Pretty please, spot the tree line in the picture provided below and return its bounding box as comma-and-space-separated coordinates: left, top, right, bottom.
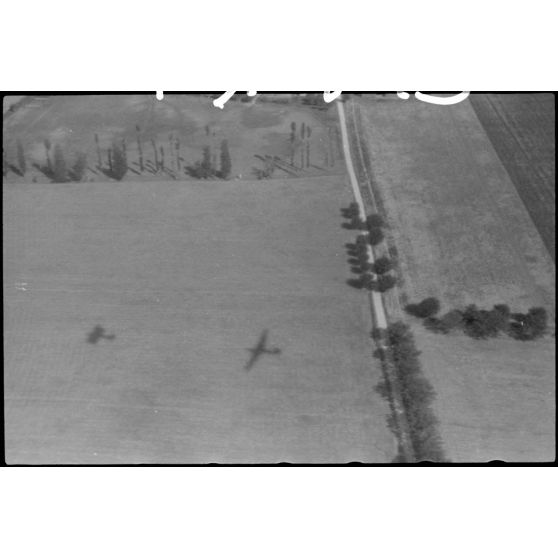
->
4, 134, 233, 183
405, 297, 549, 341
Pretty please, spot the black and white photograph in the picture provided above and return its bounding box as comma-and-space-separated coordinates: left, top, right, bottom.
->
3, 92, 555, 464
2, 1, 557, 556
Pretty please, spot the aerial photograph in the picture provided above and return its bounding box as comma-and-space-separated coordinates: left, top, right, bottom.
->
3, 92, 555, 464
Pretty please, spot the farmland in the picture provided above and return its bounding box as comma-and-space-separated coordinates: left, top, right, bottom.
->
3, 176, 395, 463
470, 93, 555, 261
355, 94, 555, 462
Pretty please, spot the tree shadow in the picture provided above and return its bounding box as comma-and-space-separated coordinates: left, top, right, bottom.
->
98, 165, 127, 181
32, 162, 54, 181
341, 221, 365, 231
8, 164, 24, 177
346, 277, 365, 289
340, 204, 365, 230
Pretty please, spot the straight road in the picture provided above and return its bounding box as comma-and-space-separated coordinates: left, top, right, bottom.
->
336, 100, 387, 330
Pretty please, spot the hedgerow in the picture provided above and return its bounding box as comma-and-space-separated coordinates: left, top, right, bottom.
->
407, 299, 549, 341
383, 322, 447, 462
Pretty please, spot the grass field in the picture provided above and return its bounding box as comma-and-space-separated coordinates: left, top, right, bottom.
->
3, 94, 343, 184
3, 176, 395, 463
470, 94, 555, 261
356, 94, 555, 462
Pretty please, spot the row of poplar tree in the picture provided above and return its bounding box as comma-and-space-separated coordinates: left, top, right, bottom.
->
4, 134, 233, 183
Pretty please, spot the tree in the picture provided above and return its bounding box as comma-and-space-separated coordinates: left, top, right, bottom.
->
220, 140, 232, 178
111, 141, 128, 180
488, 304, 511, 332
136, 125, 144, 171
372, 256, 393, 275
440, 309, 464, 330
366, 213, 384, 230
376, 274, 397, 292
68, 152, 87, 182
300, 123, 306, 167
16, 140, 26, 175
94, 134, 102, 168
461, 305, 500, 339
202, 146, 212, 175
509, 307, 548, 340
290, 122, 296, 166
42, 138, 52, 173
151, 139, 159, 170
186, 146, 217, 179
405, 297, 441, 319
368, 227, 384, 246
306, 125, 312, 167
53, 144, 67, 183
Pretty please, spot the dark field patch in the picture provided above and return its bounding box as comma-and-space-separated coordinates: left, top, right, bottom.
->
470, 93, 555, 261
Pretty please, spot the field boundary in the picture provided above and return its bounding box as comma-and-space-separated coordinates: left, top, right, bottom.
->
337, 100, 415, 462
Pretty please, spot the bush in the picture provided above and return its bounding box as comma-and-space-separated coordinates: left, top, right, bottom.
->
375, 274, 397, 292
372, 256, 393, 275
368, 226, 384, 246
405, 297, 441, 319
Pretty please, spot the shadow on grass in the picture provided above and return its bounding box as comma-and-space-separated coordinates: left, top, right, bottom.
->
87, 325, 116, 345
346, 277, 365, 289
32, 162, 54, 181
8, 164, 24, 177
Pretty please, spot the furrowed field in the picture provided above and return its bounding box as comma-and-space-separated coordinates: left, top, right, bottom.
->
470, 94, 555, 261
356, 94, 555, 462
3, 176, 395, 463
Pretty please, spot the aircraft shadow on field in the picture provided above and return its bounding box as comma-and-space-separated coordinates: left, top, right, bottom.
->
87, 325, 116, 345
244, 330, 282, 371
